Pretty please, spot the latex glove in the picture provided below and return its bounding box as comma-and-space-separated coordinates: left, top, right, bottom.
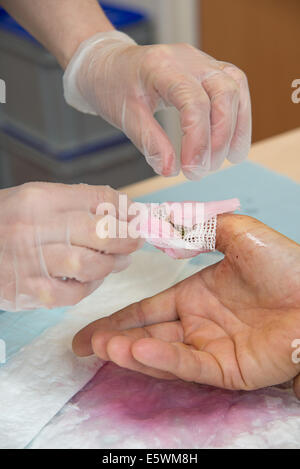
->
0, 182, 142, 311
63, 31, 251, 180
73, 214, 300, 397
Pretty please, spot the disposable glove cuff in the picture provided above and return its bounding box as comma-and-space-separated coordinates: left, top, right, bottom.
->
63, 31, 137, 115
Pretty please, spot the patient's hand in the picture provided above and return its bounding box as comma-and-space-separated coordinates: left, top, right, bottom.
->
73, 215, 300, 397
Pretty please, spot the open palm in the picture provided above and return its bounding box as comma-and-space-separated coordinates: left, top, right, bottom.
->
73, 214, 300, 396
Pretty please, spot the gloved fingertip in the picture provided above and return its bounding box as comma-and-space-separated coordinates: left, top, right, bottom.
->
161, 167, 180, 178
166, 169, 180, 178
182, 149, 211, 179
228, 129, 251, 164
227, 148, 249, 164
182, 165, 208, 181
165, 156, 181, 177
145, 155, 164, 176
145, 152, 180, 177
163, 152, 180, 177
210, 150, 227, 172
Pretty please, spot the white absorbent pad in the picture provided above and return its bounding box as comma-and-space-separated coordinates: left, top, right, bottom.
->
0, 251, 199, 449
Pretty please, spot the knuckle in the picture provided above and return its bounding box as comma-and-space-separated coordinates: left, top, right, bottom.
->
209, 76, 239, 102
17, 182, 45, 214
223, 78, 240, 96
76, 183, 89, 191
88, 184, 117, 214
97, 186, 119, 211
21, 181, 44, 198
181, 98, 211, 125
143, 44, 173, 68
224, 64, 248, 85
233, 66, 247, 82
100, 185, 116, 202
171, 82, 210, 109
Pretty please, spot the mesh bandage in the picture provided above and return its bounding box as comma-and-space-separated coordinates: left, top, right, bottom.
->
139, 199, 240, 259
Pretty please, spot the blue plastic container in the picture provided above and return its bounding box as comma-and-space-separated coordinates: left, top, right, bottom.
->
0, 2, 151, 154
0, 3, 147, 44
0, 3, 153, 188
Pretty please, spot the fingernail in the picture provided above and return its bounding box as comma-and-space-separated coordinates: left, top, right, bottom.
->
167, 169, 180, 177
182, 165, 207, 181
193, 150, 211, 171
227, 145, 250, 164
162, 152, 180, 177
145, 155, 163, 175
112, 255, 132, 273
167, 155, 180, 177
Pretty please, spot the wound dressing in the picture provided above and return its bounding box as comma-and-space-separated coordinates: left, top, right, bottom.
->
139, 198, 240, 259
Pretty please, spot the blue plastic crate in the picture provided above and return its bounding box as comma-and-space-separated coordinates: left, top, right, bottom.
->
0, 2, 147, 44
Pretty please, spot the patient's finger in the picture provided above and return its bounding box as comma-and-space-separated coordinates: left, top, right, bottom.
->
132, 338, 225, 387
89, 320, 183, 360
106, 335, 175, 380
72, 287, 178, 356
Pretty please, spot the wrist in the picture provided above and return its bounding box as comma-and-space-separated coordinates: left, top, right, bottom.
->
1, 0, 117, 69
60, 22, 116, 70
63, 31, 137, 114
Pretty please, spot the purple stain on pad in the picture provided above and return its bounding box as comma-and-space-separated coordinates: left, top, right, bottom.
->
34, 363, 300, 448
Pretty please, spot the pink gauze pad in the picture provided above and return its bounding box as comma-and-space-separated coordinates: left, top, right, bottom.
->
139, 198, 240, 259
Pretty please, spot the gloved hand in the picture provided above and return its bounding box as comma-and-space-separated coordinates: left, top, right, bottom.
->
63, 31, 252, 179
0, 182, 142, 311
73, 214, 300, 397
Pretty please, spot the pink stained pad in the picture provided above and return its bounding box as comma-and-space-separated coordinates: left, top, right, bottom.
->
139, 198, 240, 259
31, 363, 300, 449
